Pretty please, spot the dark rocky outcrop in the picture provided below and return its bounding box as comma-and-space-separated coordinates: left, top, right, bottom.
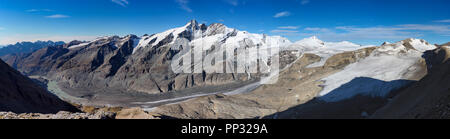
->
371, 46, 450, 119
0, 59, 77, 114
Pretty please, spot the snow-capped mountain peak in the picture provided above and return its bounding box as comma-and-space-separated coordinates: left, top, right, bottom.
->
294, 36, 325, 47
310, 36, 319, 40
381, 42, 391, 46
132, 20, 208, 53
379, 38, 436, 53
287, 36, 372, 68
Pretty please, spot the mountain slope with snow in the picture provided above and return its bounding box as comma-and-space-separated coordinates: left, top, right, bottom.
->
133, 20, 291, 54
318, 39, 435, 102
0, 59, 77, 113
0, 41, 65, 57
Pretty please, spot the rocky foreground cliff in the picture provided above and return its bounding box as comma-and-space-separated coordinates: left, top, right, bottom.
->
0, 59, 77, 114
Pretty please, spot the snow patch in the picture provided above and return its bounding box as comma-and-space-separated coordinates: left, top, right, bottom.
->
68, 42, 90, 49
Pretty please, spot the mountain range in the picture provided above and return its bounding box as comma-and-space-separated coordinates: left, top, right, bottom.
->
0, 20, 449, 119
0, 40, 65, 56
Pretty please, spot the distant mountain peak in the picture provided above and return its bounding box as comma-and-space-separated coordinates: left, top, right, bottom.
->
294, 36, 325, 47
399, 38, 436, 52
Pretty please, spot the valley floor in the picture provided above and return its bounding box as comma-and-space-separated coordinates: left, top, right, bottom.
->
31, 75, 261, 111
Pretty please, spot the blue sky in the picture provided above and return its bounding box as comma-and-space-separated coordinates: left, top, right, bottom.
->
0, 0, 449, 45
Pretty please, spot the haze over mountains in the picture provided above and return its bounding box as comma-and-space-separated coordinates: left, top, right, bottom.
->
0, 41, 65, 56
0, 20, 449, 119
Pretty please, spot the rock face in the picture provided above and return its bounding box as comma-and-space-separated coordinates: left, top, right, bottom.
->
0, 59, 77, 114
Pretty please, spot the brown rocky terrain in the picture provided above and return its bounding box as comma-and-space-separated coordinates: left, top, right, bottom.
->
3, 37, 436, 119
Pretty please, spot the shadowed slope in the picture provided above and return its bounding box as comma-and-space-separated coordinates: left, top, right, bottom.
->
0, 59, 78, 114
264, 77, 414, 119
371, 46, 450, 118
